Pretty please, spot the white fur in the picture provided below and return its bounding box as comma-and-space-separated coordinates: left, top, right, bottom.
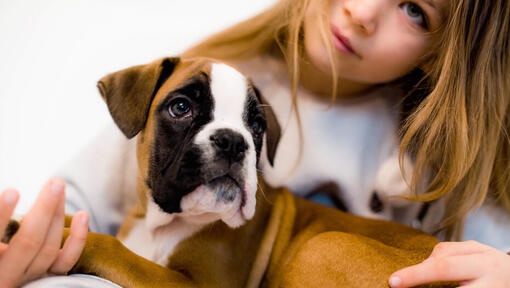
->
372, 149, 423, 225
121, 199, 204, 266
180, 185, 244, 227
193, 63, 258, 224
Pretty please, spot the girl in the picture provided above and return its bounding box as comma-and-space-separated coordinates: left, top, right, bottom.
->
1, 0, 509, 287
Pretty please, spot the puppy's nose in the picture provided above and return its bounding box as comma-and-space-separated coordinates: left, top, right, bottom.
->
210, 129, 247, 163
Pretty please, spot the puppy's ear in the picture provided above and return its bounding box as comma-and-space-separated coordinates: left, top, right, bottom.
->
97, 57, 180, 139
254, 87, 281, 167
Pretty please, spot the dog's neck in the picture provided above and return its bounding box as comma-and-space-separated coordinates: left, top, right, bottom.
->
145, 199, 178, 231
120, 187, 211, 266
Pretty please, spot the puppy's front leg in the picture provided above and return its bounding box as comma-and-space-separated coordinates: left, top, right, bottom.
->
66, 231, 196, 288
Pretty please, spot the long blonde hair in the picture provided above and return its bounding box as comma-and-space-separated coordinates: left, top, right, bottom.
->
184, 0, 510, 240
400, 0, 510, 240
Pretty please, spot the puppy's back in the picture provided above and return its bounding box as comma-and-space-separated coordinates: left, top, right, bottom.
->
266, 193, 454, 288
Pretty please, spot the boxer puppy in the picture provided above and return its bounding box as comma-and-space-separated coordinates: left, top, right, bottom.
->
104, 56, 281, 266
3, 57, 454, 288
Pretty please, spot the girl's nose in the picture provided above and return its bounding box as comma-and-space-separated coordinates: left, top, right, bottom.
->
343, 0, 379, 35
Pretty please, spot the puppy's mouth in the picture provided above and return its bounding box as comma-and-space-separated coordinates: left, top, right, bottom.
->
207, 174, 245, 208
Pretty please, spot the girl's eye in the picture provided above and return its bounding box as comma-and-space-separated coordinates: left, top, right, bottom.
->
400, 2, 428, 29
168, 98, 192, 118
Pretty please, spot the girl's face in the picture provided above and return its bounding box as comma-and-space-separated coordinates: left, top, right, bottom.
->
304, 0, 446, 84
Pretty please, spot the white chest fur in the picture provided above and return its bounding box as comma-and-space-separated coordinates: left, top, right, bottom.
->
120, 201, 204, 266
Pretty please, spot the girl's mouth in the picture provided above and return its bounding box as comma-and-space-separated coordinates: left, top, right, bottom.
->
331, 25, 360, 58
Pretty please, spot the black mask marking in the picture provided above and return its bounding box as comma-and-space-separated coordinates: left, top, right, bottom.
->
148, 73, 215, 213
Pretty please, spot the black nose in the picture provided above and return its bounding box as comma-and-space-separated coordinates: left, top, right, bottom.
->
210, 129, 248, 163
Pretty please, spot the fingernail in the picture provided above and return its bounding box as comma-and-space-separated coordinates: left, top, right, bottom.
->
81, 213, 89, 225
389, 276, 401, 287
3, 189, 18, 204
51, 180, 64, 196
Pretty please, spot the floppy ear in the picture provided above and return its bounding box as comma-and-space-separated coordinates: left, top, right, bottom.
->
254, 87, 281, 167
97, 57, 179, 139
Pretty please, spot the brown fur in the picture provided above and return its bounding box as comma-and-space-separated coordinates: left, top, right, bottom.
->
65, 57, 456, 287
67, 183, 455, 287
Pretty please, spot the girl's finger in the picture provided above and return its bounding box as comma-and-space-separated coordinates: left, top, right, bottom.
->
428, 241, 490, 259
0, 179, 64, 283
389, 254, 483, 288
22, 188, 66, 282
0, 189, 20, 235
50, 211, 89, 274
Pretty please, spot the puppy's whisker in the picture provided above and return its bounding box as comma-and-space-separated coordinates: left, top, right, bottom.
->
256, 183, 268, 202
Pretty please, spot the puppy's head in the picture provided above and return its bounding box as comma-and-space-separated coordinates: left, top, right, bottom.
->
98, 57, 280, 228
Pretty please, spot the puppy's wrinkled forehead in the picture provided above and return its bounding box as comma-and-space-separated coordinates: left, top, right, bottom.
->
209, 64, 251, 123
154, 59, 253, 107
148, 59, 261, 137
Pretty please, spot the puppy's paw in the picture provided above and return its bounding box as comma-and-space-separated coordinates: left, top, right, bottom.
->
1, 220, 20, 244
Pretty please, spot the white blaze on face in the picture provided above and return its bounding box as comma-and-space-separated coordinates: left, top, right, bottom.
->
185, 63, 258, 227
210, 63, 249, 129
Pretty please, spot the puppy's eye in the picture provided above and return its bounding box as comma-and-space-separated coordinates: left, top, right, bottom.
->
251, 117, 265, 135
168, 97, 192, 118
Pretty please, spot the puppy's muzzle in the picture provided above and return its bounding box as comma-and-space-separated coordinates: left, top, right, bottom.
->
210, 129, 248, 164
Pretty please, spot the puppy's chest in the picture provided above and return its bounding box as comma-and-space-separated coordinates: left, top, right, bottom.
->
120, 219, 202, 266
118, 197, 273, 286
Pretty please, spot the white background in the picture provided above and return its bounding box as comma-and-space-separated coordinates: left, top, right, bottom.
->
0, 0, 276, 214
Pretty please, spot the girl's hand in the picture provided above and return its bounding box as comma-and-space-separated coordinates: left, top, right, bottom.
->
0, 179, 89, 288
389, 240, 510, 288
